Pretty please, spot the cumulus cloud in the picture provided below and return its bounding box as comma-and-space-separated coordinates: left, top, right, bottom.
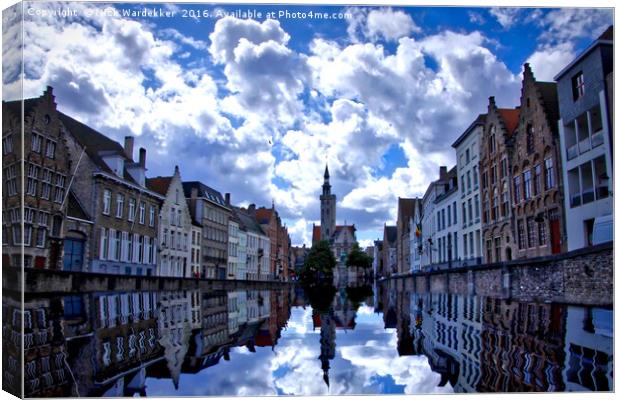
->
347, 7, 421, 43
537, 8, 613, 43
489, 7, 522, 28
526, 42, 575, 81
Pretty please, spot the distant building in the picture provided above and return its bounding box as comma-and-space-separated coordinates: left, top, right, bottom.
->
255, 205, 290, 281
147, 166, 192, 277
372, 240, 383, 277
420, 166, 452, 268
555, 26, 613, 251
235, 205, 271, 280
183, 181, 231, 279
409, 201, 423, 272
189, 222, 202, 278
312, 164, 357, 264
480, 97, 520, 263
396, 198, 417, 275
452, 114, 485, 265
382, 225, 397, 276
433, 167, 460, 268
225, 194, 240, 280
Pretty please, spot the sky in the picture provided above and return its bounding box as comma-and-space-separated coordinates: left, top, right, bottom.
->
1, 1, 614, 247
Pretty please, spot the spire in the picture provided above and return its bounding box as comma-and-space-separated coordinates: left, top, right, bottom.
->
324, 164, 330, 180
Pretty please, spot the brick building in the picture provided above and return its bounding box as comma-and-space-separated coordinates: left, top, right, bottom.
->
62, 113, 162, 276
255, 205, 290, 281
480, 97, 520, 263
2, 87, 71, 270
183, 181, 230, 279
511, 63, 566, 259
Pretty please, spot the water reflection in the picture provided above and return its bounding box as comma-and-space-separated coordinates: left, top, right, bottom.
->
2, 280, 613, 397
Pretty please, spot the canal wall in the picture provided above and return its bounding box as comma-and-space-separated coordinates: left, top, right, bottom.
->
2, 268, 292, 296
403, 242, 612, 306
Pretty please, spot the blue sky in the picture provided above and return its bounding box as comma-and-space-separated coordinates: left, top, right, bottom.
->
3, 1, 613, 246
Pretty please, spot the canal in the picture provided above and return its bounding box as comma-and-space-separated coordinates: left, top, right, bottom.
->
2, 279, 613, 397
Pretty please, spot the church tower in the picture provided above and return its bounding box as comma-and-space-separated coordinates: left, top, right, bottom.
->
320, 164, 336, 241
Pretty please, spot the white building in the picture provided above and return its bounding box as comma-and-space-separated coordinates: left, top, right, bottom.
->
452, 114, 485, 265
433, 167, 460, 268
227, 216, 239, 280
234, 206, 271, 281
555, 28, 613, 251
190, 223, 202, 278
237, 227, 248, 280
409, 201, 423, 272
146, 166, 191, 277
420, 166, 452, 269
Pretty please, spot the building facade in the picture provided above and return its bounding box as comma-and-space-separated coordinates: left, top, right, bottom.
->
432, 167, 460, 268
184, 182, 230, 279
396, 198, 417, 275
3, 87, 71, 270
420, 166, 451, 268
147, 166, 192, 277
62, 115, 162, 276
480, 97, 520, 263
382, 225, 397, 277
555, 27, 613, 251
409, 201, 423, 272
452, 114, 485, 265
511, 63, 566, 259
235, 205, 271, 281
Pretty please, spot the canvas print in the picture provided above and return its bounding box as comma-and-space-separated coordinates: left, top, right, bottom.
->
1, 0, 614, 397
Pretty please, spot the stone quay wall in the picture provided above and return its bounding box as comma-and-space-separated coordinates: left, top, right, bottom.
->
396, 242, 612, 306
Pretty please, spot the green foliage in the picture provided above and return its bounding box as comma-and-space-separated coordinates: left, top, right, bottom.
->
345, 285, 374, 309
345, 243, 373, 269
304, 282, 337, 313
303, 240, 337, 276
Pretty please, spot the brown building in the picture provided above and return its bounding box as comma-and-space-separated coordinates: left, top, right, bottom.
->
511, 63, 565, 259
183, 181, 230, 279
3, 87, 71, 270
255, 206, 290, 281
480, 97, 520, 263
382, 225, 397, 277
61, 114, 162, 276
396, 198, 417, 275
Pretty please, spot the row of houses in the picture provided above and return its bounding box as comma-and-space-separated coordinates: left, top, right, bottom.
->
2, 88, 292, 281
376, 26, 613, 277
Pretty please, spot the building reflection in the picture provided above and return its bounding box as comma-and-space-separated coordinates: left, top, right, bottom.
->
384, 281, 613, 393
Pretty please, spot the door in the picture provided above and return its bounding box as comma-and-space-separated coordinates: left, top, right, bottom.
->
63, 239, 84, 271
550, 219, 561, 254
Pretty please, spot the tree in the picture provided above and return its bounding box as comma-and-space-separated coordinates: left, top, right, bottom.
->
302, 240, 336, 280
346, 244, 373, 270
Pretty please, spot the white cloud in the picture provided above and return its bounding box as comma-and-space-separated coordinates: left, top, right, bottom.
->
346, 7, 420, 43
468, 11, 486, 25
526, 42, 575, 81
489, 7, 522, 28
537, 8, 612, 43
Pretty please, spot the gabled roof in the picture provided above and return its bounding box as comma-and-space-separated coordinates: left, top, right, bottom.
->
182, 181, 228, 209
397, 198, 417, 221
535, 81, 560, 135
255, 208, 275, 225
451, 114, 486, 148
2, 97, 38, 120
146, 176, 173, 196
335, 225, 355, 234
497, 108, 520, 136
384, 225, 397, 244
66, 191, 91, 221
233, 207, 267, 236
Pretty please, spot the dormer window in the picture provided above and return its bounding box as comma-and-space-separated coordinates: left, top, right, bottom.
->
572, 72, 585, 101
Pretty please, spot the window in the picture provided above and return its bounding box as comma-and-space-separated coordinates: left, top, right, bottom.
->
114, 230, 122, 261
138, 236, 144, 263
3, 134, 13, 155
24, 208, 34, 223
149, 206, 155, 227
41, 169, 52, 200
38, 211, 49, 226
526, 124, 535, 154
139, 202, 146, 224
465, 149, 470, 164
481, 171, 487, 189
523, 170, 532, 200
100, 228, 109, 260
31, 133, 42, 153
45, 140, 56, 159
170, 207, 176, 226
494, 237, 501, 262
490, 165, 497, 185
473, 166, 479, 187
53, 175, 66, 203
483, 199, 489, 223
538, 219, 547, 246
4, 165, 17, 196
102, 190, 112, 215
545, 157, 555, 189
513, 176, 521, 203
116, 194, 124, 218
501, 183, 509, 217
467, 171, 472, 191
517, 220, 525, 249
26, 164, 39, 196
177, 209, 182, 226
462, 203, 467, 226
492, 190, 499, 221
468, 199, 473, 224
24, 225, 32, 246
527, 217, 536, 248
163, 229, 168, 247
488, 127, 496, 153
474, 194, 480, 219
453, 201, 457, 224
486, 239, 492, 263
572, 72, 585, 101
128, 199, 136, 222
533, 164, 542, 195
447, 205, 451, 226
500, 158, 507, 178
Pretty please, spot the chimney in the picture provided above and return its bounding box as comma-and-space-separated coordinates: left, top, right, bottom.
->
225, 193, 231, 206
248, 204, 256, 215
139, 147, 146, 168
439, 166, 448, 180
124, 136, 134, 160
523, 62, 533, 80
488, 96, 496, 109
174, 165, 180, 175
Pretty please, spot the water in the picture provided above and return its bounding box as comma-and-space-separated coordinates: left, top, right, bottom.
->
2, 280, 613, 397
